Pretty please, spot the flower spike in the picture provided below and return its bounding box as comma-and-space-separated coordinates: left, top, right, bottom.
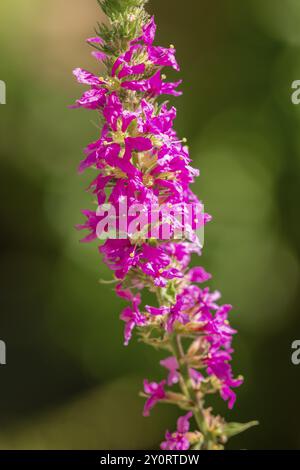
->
72, 0, 257, 450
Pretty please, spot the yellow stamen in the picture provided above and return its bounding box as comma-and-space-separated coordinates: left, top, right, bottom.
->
114, 168, 127, 179
143, 174, 154, 187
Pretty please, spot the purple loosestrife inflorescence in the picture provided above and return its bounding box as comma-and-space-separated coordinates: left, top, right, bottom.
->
72, 0, 257, 450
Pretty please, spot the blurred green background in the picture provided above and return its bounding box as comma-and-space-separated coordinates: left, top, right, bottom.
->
0, 0, 300, 450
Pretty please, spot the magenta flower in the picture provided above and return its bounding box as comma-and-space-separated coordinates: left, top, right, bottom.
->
76, 210, 101, 243
188, 267, 212, 283
161, 412, 193, 450
72, 88, 107, 110
160, 356, 204, 387
148, 46, 180, 71
100, 240, 140, 279
92, 50, 107, 62
143, 380, 166, 416
205, 348, 244, 409
132, 15, 156, 45
145, 297, 189, 332
87, 36, 103, 45
122, 71, 182, 97
160, 356, 179, 385
73, 68, 104, 86
120, 302, 147, 346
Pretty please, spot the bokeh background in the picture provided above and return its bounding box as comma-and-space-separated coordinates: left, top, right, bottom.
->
0, 0, 300, 450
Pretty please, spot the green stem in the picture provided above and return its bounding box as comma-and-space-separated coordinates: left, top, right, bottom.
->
170, 334, 213, 450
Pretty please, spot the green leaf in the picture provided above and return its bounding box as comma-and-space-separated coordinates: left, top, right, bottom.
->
161, 281, 177, 305
223, 421, 259, 439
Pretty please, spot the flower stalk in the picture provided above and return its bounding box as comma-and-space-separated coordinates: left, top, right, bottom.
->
170, 335, 209, 443
72, 0, 257, 450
